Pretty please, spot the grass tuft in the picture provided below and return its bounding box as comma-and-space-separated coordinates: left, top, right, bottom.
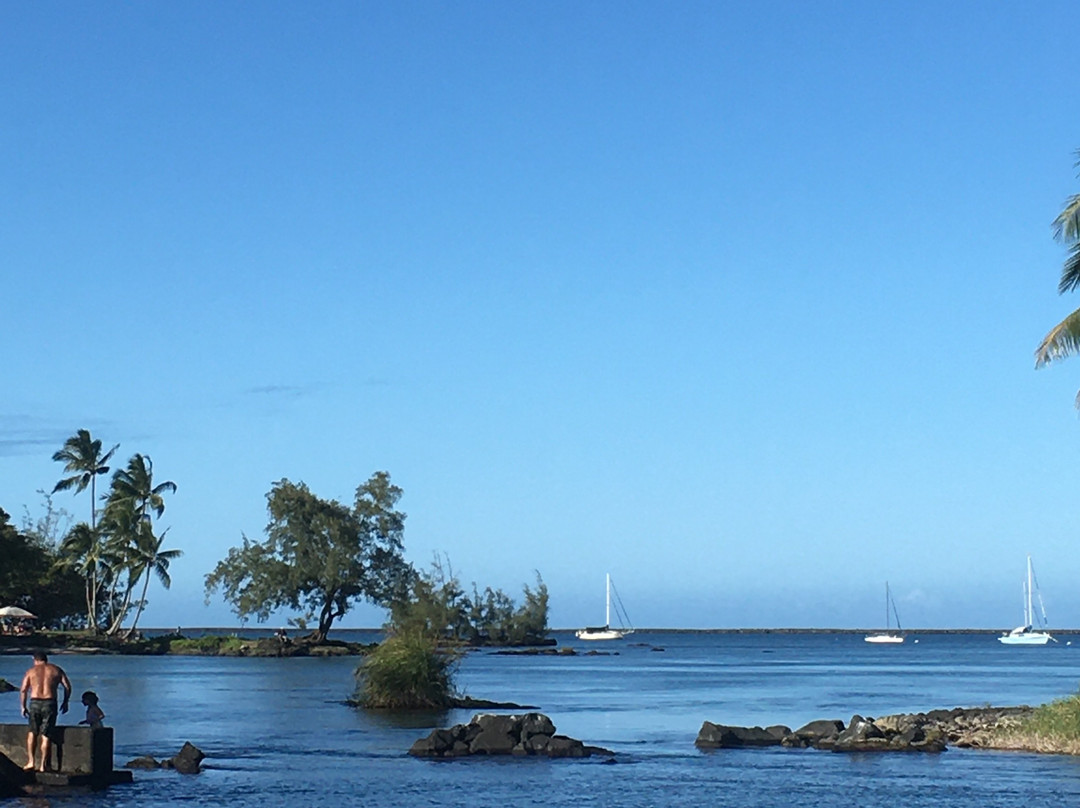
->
353, 630, 457, 709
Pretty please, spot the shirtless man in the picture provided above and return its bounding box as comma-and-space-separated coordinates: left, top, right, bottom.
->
19, 651, 71, 772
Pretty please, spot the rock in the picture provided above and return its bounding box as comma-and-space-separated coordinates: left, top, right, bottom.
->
546, 735, 586, 758
519, 712, 556, 739
408, 713, 608, 759
124, 755, 162, 769
788, 719, 844, 748
695, 722, 789, 748
166, 742, 205, 774
833, 715, 887, 751
0, 678, 16, 693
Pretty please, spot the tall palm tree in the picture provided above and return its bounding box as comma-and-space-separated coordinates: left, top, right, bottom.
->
52, 430, 118, 631
108, 454, 176, 523
52, 430, 119, 528
123, 527, 182, 639
1035, 151, 1080, 399
101, 455, 177, 636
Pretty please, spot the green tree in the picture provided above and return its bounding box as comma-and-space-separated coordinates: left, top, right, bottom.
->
1035, 151, 1080, 396
0, 507, 85, 629
51, 430, 118, 630
389, 558, 550, 647
100, 454, 177, 636
205, 471, 411, 643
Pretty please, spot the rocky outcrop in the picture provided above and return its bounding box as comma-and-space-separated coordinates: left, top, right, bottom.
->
695, 722, 791, 748
698, 707, 1027, 753
124, 742, 205, 773
409, 713, 613, 759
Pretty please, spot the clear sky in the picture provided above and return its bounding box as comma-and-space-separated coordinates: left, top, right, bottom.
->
3, 2, 1079, 631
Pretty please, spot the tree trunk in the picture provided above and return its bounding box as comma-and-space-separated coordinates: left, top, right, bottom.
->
123, 569, 152, 640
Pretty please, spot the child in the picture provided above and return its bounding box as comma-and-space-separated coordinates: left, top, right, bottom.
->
80, 691, 105, 729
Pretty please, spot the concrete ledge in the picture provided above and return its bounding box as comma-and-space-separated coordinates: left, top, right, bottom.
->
0, 723, 127, 791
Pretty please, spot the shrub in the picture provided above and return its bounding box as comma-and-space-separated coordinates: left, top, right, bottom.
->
353, 630, 457, 709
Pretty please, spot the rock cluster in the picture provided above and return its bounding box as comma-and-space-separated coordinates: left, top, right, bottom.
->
409, 713, 613, 759
695, 707, 1033, 753
125, 741, 206, 773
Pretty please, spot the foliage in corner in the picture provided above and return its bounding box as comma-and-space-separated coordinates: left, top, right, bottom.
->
1035, 149, 1080, 404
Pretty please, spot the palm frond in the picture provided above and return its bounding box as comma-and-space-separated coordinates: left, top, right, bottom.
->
1053, 194, 1080, 247
1036, 306, 1080, 367
1059, 243, 1080, 295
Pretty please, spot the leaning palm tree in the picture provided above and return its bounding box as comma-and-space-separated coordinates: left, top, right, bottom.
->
1035, 151, 1080, 401
52, 430, 118, 631
123, 527, 182, 639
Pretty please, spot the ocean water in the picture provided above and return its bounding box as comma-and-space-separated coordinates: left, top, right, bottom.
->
5, 631, 1080, 806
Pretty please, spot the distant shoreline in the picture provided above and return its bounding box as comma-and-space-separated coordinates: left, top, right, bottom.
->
143, 626, 1080, 636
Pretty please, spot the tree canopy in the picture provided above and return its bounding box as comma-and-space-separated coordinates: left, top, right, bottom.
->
205, 471, 411, 642
1035, 150, 1080, 400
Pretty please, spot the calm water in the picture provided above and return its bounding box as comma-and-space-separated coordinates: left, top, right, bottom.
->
5, 631, 1080, 806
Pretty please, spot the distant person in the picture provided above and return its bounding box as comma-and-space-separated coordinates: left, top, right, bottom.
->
19, 651, 71, 772
79, 691, 105, 729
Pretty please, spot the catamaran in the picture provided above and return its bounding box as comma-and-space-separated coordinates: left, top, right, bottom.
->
864, 581, 904, 644
575, 573, 634, 641
998, 555, 1052, 645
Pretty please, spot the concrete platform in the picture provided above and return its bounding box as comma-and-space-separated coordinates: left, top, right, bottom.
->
0, 723, 132, 794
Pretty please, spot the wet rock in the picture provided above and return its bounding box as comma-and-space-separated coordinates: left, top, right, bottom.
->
124, 755, 162, 769
695, 722, 790, 748
409, 713, 612, 759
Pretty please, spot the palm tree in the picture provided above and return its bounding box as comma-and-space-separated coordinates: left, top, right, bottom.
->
58, 522, 105, 630
101, 454, 178, 636
1035, 151, 1080, 399
108, 454, 176, 523
123, 527, 182, 639
52, 430, 118, 631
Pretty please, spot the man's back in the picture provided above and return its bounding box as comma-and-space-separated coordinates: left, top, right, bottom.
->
22, 662, 67, 700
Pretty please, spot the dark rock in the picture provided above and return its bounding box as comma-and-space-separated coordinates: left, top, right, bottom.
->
695, 722, 787, 748
546, 735, 586, 758
167, 742, 205, 774
469, 728, 517, 755
124, 755, 162, 769
408, 713, 608, 760
0, 678, 16, 693
409, 728, 457, 757
833, 715, 887, 751
790, 719, 844, 748
520, 712, 556, 740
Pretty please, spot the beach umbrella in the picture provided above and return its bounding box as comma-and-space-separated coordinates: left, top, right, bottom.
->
0, 606, 36, 619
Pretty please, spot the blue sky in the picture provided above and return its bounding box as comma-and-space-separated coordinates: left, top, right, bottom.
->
2, 2, 1078, 630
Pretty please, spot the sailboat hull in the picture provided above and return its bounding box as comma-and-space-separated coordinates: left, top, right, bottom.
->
864, 634, 904, 644
998, 628, 1051, 645
575, 628, 632, 641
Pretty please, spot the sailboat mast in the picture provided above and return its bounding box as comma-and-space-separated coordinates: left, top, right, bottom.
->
605, 573, 611, 627
885, 582, 890, 630
1026, 555, 1034, 626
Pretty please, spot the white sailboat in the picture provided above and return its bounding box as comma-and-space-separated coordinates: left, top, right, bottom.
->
575, 574, 634, 641
865, 581, 904, 644
998, 555, 1052, 645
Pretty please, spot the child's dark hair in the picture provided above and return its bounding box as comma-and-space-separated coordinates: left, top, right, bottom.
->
81, 691, 99, 705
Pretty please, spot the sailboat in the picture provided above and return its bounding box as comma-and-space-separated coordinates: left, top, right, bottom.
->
575, 574, 634, 641
998, 555, 1052, 645
864, 581, 904, 644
